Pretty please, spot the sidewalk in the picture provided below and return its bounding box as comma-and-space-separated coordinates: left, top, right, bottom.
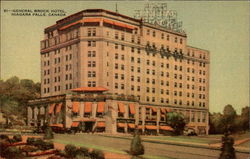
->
98, 134, 250, 153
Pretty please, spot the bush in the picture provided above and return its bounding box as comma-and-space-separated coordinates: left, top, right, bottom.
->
130, 133, 144, 156
13, 134, 22, 142
65, 144, 78, 158
27, 137, 36, 145
77, 147, 89, 156
0, 140, 10, 157
41, 141, 54, 150
90, 149, 105, 159
219, 133, 236, 159
0, 134, 9, 140
44, 125, 54, 139
3, 146, 24, 159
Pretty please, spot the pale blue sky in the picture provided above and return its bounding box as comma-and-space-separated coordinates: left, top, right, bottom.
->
1, 1, 249, 114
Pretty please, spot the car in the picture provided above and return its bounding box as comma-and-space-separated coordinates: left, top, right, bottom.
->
184, 128, 197, 136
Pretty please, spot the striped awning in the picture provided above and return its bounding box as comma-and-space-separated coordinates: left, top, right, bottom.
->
84, 102, 92, 113
145, 125, 157, 130
161, 108, 166, 114
97, 102, 105, 113
129, 104, 135, 114
72, 102, 79, 113
118, 103, 125, 113
151, 107, 157, 113
48, 103, 56, 114
71, 121, 79, 127
97, 122, 105, 128
117, 123, 126, 128
56, 103, 63, 114
160, 126, 174, 131
128, 123, 135, 129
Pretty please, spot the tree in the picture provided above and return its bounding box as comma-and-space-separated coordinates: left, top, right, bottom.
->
219, 132, 236, 159
240, 106, 250, 131
209, 113, 224, 134
166, 112, 186, 135
130, 131, 144, 156
222, 105, 237, 132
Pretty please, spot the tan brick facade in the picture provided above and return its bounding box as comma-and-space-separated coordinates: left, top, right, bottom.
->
29, 9, 209, 135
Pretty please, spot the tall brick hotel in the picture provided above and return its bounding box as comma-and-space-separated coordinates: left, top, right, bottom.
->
28, 7, 210, 135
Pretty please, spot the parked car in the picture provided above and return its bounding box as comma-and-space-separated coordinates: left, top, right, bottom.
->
183, 128, 197, 136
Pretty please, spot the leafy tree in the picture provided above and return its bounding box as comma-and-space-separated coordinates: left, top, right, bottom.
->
0, 76, 40, 125
240, 106, 250, 131
44, 124, 54, 139
130, 132, 144, 156
166, 112, 186, 135
222, 105, 237, 132
209, 113, 224, 134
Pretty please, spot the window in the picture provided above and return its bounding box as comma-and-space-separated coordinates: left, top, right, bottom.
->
131, 76, 134, 81
152, 61, 155, 66
167, 34, 169, 41
152, 31, 156, 37
131, 66, 134, 72
121, 64, 125, 70
180, 38, 183, 44
121, 33, 125, 40
115, 73, 118, 79
161, 33, 164, 39
121, 55, 125, 60
137, 86, 140, 91
152, 70, 155, 75
152, 88, 155, 93
175, 37, 177, 43
115, 83, 118, 89
147, 29, 150, 35
146, 87, 150, 93
121, 45, 125, 50
131, 85, 134, 91
121, 74, 124, 80
115, 63, 118, 69
137, 77, 140, 82
121, 84, 124, 89
152, 79, 155, 84
115, 53, 118, 59
137, 58, 140, 64
115, 43, 118, 49
147, 60, 150, 65
146, 78, 150, 83
115, 32, 118, 39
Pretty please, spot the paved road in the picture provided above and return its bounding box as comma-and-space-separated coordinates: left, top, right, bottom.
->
54, 134, 250, 159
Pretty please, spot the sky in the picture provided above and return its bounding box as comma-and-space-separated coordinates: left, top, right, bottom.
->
1, 1, 249, 114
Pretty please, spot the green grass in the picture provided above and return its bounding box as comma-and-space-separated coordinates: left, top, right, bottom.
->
143, 136, 218, 144
53, 138, 127, 154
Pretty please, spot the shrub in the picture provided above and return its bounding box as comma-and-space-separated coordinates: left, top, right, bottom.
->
0, 134, 9, 140
41, 141, 54, 150
77, 147, 89, 156
65, 144, 78, 158
33, 138, 44, 147
3, 146, 24, 159
27, 137, 36, 145
13, 134, 22, 142
44, 126, 54, 139
0, 140, 10, 157
130, 133, 144, 156
219, 133, 236, 159
90, 149, 105, 159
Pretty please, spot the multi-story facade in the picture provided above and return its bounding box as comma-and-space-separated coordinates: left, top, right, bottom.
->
28, 9, 210, 135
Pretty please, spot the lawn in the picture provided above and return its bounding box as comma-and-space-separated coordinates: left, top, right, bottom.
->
142, 136, 220, 144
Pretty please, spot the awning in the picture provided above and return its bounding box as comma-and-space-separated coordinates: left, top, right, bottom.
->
129, 104, 135, 114
56, 103, 63, 114
118, 103, 125, 113
71, 121, 79, 127
50, 124, 63, 128
117, 123, 126, 128
48, 103, 56, 114
166, 108, 171, 112
72, 102, 79, 113
97, 102, 105, 113
83, 18, 102, 23
77, 118, 96, 122
151, 107, 157, 113
103, 19, 114, 25
103, 18, 135, 30
161, 114, 165, 118
97, 122, 105, 128
160, 126, 174, 131
128, 123, 135, 129
145, 125, 157, 130
84, 102, 92, 113
137, 125, 143, 129
161, 108, 166, 114
59, 20, 82, 30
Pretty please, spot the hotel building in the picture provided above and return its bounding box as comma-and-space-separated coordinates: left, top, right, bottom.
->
28, 9, 210, 135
